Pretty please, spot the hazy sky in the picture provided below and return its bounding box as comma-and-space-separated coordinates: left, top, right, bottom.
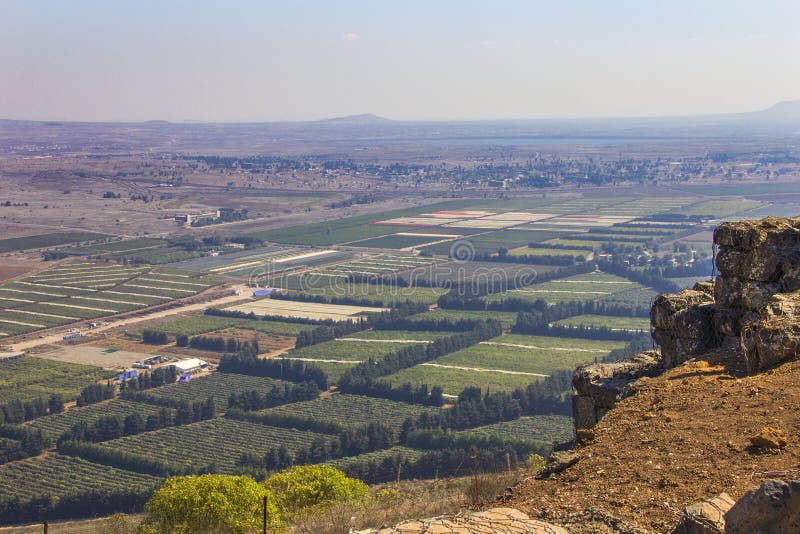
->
2, 0, 799, 122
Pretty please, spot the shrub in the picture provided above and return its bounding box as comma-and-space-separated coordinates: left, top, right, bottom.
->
143, 474, 281, 533
263, 465, 368, 517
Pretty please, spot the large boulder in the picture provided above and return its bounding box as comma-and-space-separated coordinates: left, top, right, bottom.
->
675, 492, 734, 534
742, 315, 800, 371
356, 507, 571, 534
714, 217, 800, 251
724, 479, 800, 534
651, 290, 714, 330
572, 350, 663, 429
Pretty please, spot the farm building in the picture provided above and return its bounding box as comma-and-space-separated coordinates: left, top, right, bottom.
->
171, 358, 208, 375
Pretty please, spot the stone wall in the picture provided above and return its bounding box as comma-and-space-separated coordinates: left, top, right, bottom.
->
573, 216, 800, 429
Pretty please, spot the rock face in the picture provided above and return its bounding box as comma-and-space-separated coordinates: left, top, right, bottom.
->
573, 217, 800, 429
356, 507, 570, 534
724, 479, 800, 534
572, 350, 663, 429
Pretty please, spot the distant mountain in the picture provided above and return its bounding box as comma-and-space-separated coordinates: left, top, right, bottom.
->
320, 113, 394, 125
749, 100, 800, 122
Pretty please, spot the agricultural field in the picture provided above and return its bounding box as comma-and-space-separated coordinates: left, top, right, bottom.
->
461, 414, 575, 445
96, 418, 329, 474
405, 309, 521, 330
507, 246, 591, 258
326, 446, 425, 472
0, 454, 162, 503
243, 200, 494, 246
260, 394, 440, 432
139, 314, 310, 338
593, 197, 697, 216
131, 372, 285, 412
225, 298, 386, 321
0, 355, 111, 406
66, 237, 166, 256
599, 286, 659, 307
396, 261, 557, 288
281, 337, 432, 382
0, 262, 215, 337
170, 246, 350, 276
295, 283, 447, 306
0, 232, 111, 253
383, 334, 626, 395
347, 233, 456, 250
551, 314, 651, 332
27, 399, 174, 439
486, 271, 644, 305
669, 199, 766, 218
344, 329, 454, 341
297, 254, 439, 282
421, 229, 567, 256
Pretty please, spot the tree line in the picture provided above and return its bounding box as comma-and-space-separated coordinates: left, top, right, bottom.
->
218, 346, 328, 390
58, 398, 214, 446
118, 366, 178, 393
227, 381, 320, 411
0, 394, 64, 425
0, 425, 51, 465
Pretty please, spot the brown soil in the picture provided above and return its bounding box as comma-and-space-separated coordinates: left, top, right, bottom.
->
499, 349, 800, 533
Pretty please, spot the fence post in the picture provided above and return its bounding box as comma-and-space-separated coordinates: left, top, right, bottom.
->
471, 446, 478, 502
263, 494, 267, 534
43, 521, 48, 534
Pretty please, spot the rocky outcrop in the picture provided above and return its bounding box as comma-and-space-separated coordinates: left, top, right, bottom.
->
651, 290, 717, 368
724, 479, 800, 534
356, 507, 570, 533
572, 350, 663, 429
573, 217, 800, 430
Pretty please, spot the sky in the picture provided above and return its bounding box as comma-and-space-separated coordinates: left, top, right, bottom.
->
1, 0, 799, 122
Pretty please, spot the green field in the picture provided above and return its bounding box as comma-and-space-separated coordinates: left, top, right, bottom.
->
0, 356, 111, 406
598, 286, 658, 307
131, 372, 285, 412
383, 334, 626, 395
551, 314, 651, 331
0, 232, 111, 253
296, 283, 447, 306
670, 199, 766, 218
27, 399, 174, 438
0, 263, 215, 337
68, 238, 166, 255
139, 315, 309, 338
326, 446, 425, 470
96, 418, 329, 474
487, 272, 642, 305
259, 394, 439, 433
242, 200, 486, 245
421, 229, 565, 255
460, 414, 575, 444
0, 454, 162, 503
348, 234, 448, 249
345, 329, 453, 341
383, 364, 536, 395
405, 309, 520, 329
508, 246, 589, 258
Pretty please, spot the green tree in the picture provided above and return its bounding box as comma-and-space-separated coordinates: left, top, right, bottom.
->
264, 464, 368, 518
143, 474, 281, 533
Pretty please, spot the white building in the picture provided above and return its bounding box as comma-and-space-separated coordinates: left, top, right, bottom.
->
171, 358, 208, 375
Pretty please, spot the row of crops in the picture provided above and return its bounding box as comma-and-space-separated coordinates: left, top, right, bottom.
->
0, 262, 215, 337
